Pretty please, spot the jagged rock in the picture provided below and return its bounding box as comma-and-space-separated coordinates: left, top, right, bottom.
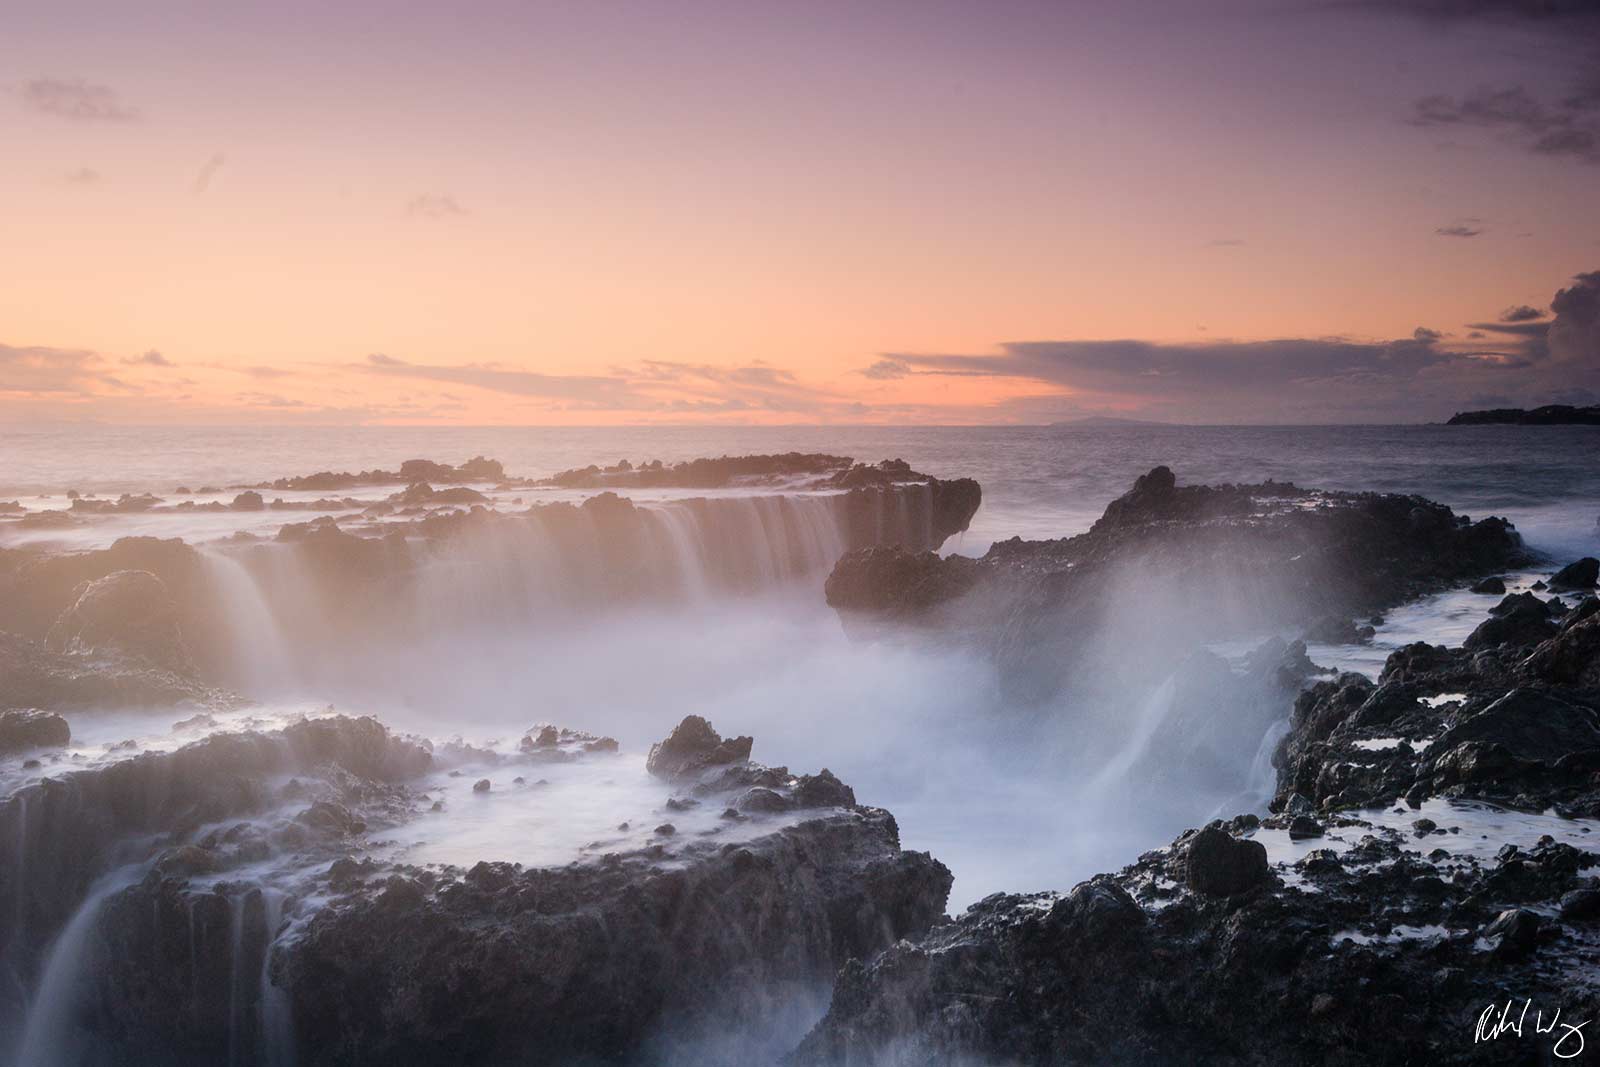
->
1183, 824, 1268, 896
280, 788, 948, 1065
44, 569, 194, 674
1551, 557, 1599, 590
1432, 688, 1600, 766
0, 708, 70, 753
793, 769, 856, 808
826, 468, 1529, 702
0, 630, 234, 712
1302, 616, 1375, 645
645, 715, 753, 781
1464, 591, 1559, 650
1520, 611, 1600, 687
824, 545, 981, 618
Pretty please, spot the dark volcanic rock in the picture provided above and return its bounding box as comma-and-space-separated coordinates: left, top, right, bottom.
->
1551, 557, 1599, 590
266, 719, 950, 1066
823, 545, 981, 619
794, 572, 1600, 1067
828, 467, 1529, 702
0, 708, 70, 753
1464, 591, 1558, 651
0, 630, 234, 712
1470, 575, 1507, 594
0, 715, 433, 1042
1183, 824, 1269, 896
645, 715, 754, 781
1433, 688, 1600, 765
44, 569, 195, 674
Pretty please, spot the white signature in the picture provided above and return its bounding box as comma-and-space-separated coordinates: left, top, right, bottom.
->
1475, 999, 1590, 1059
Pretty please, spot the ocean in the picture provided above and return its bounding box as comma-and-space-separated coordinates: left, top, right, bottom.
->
5, 422, 1598, 558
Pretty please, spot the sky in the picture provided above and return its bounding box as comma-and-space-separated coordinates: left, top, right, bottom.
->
2, 0, 1598, 425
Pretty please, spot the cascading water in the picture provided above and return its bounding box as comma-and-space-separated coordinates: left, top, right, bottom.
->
192, 488, 891, 694
257, 891, 294, 1067
197, 548, 298, 696
14, 865, 145, 1067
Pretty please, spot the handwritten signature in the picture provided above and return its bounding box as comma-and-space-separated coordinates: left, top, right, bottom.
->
1475, 999, 1589, 1060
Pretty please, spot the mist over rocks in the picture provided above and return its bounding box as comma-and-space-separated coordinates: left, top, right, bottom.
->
792, 588, 1600, 1067
0, 708, 70, 754
0, 453, 981, 690
0, 696, 948, 1065
645, 714, 753, 780
825, 466, 1529, 703
0, 714, 435, 1045
44, 569, 194, 674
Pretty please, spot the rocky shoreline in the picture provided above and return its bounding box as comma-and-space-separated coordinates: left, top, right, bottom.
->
2, 456, 1597, 1064
826, 467, 1530, 703
793, 558, 1600, 1065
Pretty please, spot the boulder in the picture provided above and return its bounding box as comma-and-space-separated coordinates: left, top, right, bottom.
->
1551, 557, 1599, 590
1464, 592, 1557, 650
44, 569, 194, 673
1470, 576, 1506, 595
0, 708, 70, 754
645, 715, 753, 781
1183, 824, 1269, 896
1433, 689, 1600, 766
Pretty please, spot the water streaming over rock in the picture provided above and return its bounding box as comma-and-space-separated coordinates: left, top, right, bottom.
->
14, 866, 144, 1067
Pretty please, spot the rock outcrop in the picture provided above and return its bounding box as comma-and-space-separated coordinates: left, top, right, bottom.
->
826, 467, 1528, 703
792, 587, 1600, 1067
0, 708, 70, 754
2, 715, 948, 1065
45, 569, 195, 674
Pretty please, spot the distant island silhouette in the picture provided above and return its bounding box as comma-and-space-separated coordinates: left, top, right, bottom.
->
1445, 404, 1600, 426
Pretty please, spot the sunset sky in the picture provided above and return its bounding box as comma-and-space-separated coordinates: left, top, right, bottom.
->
3, 0, 1598, 425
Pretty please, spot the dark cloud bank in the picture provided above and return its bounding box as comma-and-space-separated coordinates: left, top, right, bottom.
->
873, 270, 1600, 423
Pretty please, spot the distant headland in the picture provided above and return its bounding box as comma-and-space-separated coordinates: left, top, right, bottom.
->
1445, 404, 1600, 426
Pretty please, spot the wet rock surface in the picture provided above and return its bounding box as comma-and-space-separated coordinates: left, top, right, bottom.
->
825, 467, 1529, 702
0, 709, 70, 754
1, 714, 948, 1066
793, 587, 1600, 1067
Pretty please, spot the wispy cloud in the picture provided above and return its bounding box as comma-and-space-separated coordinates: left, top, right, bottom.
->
59, 167, 101, 186
192, 153, 226, 194
1413, 85, 1600, 164
1435, 223, 1484, 237
122, 349, 173, 367
0, 343, 130, 394
405, 194, 468, 219
20, 77, 140, 122
363, 352, 646, 407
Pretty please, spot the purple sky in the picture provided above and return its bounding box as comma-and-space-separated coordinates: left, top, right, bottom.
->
2, 0, 1598, 423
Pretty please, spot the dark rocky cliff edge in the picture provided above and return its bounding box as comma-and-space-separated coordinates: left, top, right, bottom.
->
827, 466, 1530, 703
794, 568, 1600, 1065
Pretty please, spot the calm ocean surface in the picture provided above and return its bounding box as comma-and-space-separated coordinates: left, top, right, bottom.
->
4, 423, 1597, 558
